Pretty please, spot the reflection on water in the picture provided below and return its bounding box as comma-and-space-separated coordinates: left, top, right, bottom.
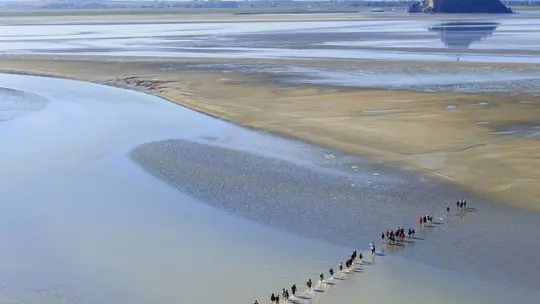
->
429, 22, 499, 49
428, 22, 499, 61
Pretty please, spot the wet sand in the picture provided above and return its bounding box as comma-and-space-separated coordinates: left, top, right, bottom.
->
5, 74, 539, 304
131, 139, 540, 292
1, 16, 540, 64
1, 13, 540, 302
0, 58, 538, 212
0, 73, 350, 303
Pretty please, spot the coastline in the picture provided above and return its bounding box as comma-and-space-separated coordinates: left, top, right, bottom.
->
2, 72, 540, 304
0, 57, 538, 212
1, 12, 539, 303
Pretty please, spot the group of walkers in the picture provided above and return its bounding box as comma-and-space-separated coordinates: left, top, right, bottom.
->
381, 227, 416, 244
457, 198, 467, 210
254, 199, 469, 304
418, 214, 434, 226
262, 245, 373, 304
268, 287, 291, 304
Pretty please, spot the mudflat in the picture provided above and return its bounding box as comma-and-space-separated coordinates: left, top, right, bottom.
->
1, 57, 538, 210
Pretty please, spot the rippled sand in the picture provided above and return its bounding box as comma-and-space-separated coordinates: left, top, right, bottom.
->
0, 70, 538, 304
0, 87, 49, 121
131, 139, 540, 293
1, 13, 539, 302
0, 58, 538, 211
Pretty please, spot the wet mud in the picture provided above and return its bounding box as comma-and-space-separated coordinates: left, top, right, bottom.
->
131, 139, 540, 291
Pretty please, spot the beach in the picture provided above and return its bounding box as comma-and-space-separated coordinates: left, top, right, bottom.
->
0, 11, 539, 303
1, 74, 539, 304
1, 57, 539, 212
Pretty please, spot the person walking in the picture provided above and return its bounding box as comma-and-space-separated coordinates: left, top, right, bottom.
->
291, 284, 297, 297
271, 293, 276, 303
329, 267, 334, 278
320, 273, 324, 283
307, 279, 313, 291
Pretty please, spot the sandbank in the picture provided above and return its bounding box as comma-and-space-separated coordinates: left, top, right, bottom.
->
0, 57, 538, 211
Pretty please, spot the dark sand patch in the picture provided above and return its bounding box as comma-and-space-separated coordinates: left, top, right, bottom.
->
131, 139, 540, 291
0, 87, 49, 122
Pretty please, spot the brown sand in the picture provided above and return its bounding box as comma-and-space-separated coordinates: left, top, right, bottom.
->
0, 58, 539, 211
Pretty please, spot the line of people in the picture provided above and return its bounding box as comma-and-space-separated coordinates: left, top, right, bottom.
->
263, 245, 374, 304
254, 199, 469, 304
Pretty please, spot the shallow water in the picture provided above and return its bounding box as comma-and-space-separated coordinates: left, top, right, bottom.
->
184, 62, 540, 93
2, 16, 540, 93
0, 87, 49, 121
1, 74, 539, 303
1, 17, 539, 62
0, 74, 350, 303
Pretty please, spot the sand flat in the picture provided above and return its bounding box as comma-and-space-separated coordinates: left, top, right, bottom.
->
0, 57, 538, 210
7, 73, 539, 304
